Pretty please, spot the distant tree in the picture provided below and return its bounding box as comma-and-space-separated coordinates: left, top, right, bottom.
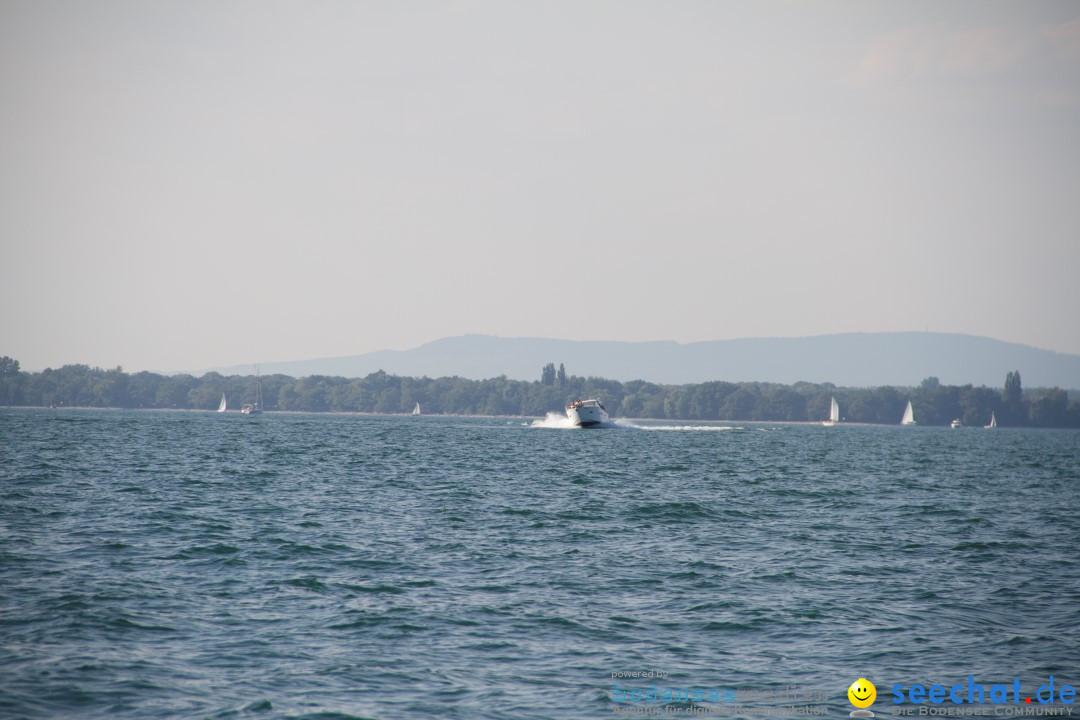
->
155, 374, 196, 408
1069, 400, 1080, 427
757, 386, 806, 421
92, 366, 129, 407
920, 376, 940, 390
1029, 388, 1068, 427
0, 356, 19, 376
720, 387, 757, 419
374, 387, 401, 413
664, 386, 690, 418
557, 363, 566, 386
127, 371, 163, 408
1001, 369, 1024, 424
540, 363, 556, 386
0, 356, 22, 405
188, 383, 223, 410
1003, 370, 1022, 404
277, 383, 300, 411
958, 385, 998, 427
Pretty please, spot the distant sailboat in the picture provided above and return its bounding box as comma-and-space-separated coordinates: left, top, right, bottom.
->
412, 402, 421, 416
217, 393, 227, 413
822, 397, 840, 426
901, 400, 916, 426
241, 365, 263, 415
985, 412, 997, 429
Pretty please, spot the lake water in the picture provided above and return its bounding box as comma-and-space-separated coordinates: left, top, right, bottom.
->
1, 409, 1077, 719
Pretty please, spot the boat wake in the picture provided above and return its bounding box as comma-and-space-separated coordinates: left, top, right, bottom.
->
529, 413, 738, 431
620, 422, 740, 431
530, 412, 624, 430
530, 412, 581, 429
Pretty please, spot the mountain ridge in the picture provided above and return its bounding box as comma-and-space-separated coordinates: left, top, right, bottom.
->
206, 332, 1080, 389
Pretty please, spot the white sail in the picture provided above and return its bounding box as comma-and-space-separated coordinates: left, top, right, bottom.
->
412, 402, 421, 416
901, 400, 915, 425
217, 393, 227, 413
829, 397, 840, 423
986, 412, 997, 429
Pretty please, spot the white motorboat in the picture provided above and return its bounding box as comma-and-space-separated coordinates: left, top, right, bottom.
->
566, 398, 610, 428
950, 418, 963, 428
822, 396, 840, 426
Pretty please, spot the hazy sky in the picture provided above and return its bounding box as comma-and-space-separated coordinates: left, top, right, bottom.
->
3, 1, 1079, 373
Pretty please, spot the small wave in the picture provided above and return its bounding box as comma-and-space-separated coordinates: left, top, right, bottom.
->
393, 623, 428, 633
284, 576, 330, 592
234, 699, 273, 714
287, 711, 379, 720
462, 640, 518, 651
667, 571, 705, 580
168, 543, 239, 559
109, 617, 178, 632
628, 501, 712, 521
950, 540, 1020, 552
610, 615, 640, 624
701, 619, 764, 632
329, 613, 392, 629
336, 582, 405, 594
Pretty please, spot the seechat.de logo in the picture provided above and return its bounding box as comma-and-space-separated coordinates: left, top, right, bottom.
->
891, 676, 1076, 706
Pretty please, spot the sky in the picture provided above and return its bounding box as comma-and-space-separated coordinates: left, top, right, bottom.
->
2, 1, 1079, 373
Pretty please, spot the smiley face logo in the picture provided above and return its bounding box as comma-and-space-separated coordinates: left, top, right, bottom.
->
848, 678, 877, 709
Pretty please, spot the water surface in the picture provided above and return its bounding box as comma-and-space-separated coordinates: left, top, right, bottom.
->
1, 409, 1077, 719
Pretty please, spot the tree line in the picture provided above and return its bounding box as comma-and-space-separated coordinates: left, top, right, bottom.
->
1, 356, 1077, 427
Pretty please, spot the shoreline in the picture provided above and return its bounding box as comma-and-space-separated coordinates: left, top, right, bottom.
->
0, 404, 1057, 429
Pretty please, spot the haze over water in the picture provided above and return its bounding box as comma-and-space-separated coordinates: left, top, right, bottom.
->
1, 409, 1077, 719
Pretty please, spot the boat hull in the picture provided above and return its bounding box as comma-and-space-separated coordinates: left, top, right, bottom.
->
565, 402, 610, 428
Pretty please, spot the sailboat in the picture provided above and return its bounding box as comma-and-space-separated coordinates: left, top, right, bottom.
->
985, 412, 997, 429
822, 397, 840, 426
217, 393, 227, 413
241, 365, 263, 415
901, 400, 916, 426
411, 402, 421, 416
